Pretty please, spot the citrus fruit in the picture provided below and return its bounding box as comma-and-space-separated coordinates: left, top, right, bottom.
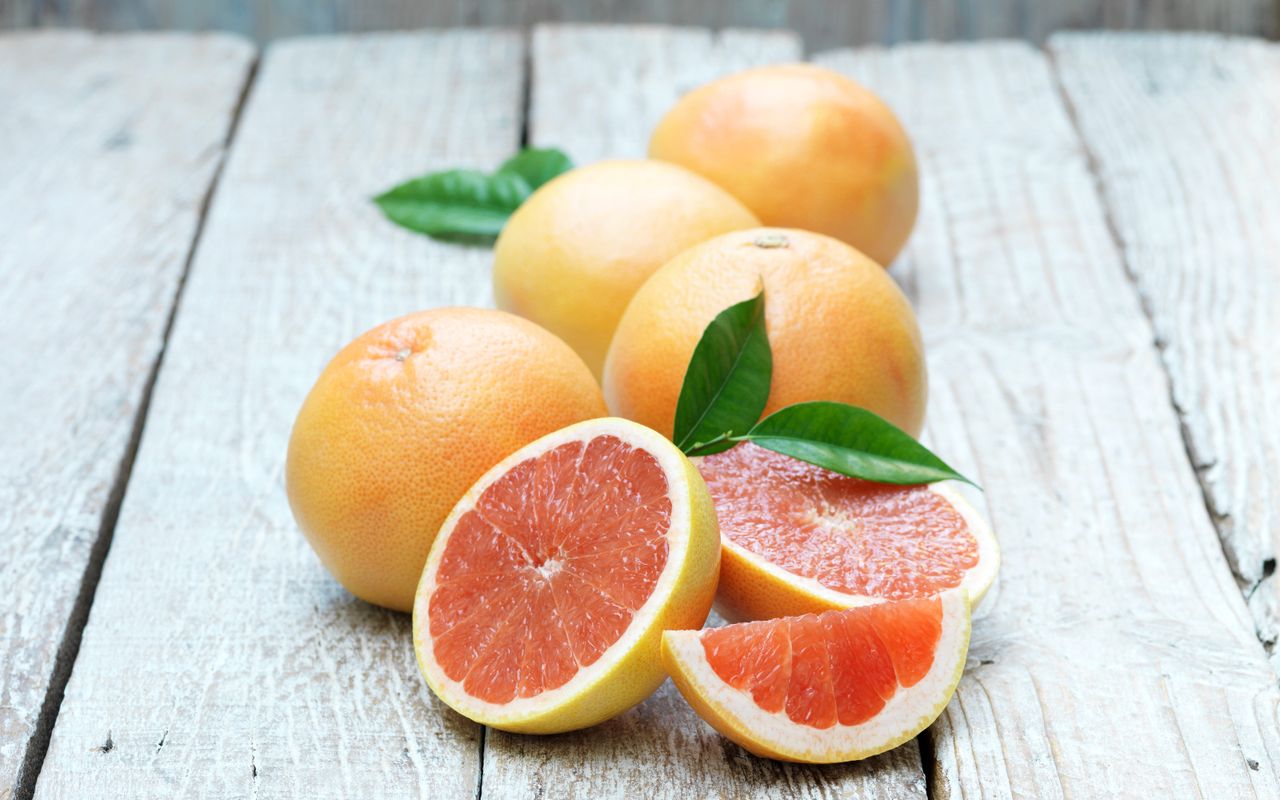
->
662, 589, 970, 763
696, 443, 997, 621
603, 228, 927, 439
286, 308, 606, 612
493, 159, 759, 377
649, 63, 918, 266
413, 417, 720, 733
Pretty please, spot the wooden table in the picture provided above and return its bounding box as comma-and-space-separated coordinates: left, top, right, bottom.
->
2, 24, 1278, 800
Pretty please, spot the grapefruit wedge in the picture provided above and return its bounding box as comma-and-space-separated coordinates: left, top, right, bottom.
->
413, 418, 720, 733
696, 443, 998, 621
662, 589, 970, 763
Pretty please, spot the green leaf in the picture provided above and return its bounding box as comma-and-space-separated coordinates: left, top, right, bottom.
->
497, 147, 573, 192
372, 149, 573, 240
373, 169, 530, 237
744, 401, 975, 486
674, 290, 772, 455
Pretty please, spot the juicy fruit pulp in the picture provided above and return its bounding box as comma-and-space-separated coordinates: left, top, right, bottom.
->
702, 598, 941, 729
415, 418, 721, 734
662, 590, 971, 763
430, 435, 672, 702
699, 443, 988, 610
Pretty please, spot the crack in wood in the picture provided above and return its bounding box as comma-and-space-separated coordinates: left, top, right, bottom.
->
9, 43, 261, 800
1046, 37, 1280, 668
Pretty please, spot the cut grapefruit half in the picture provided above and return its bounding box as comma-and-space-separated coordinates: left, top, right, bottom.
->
695, 443, 997, 621
662, 589, 970, 763
413, 417, 720, 733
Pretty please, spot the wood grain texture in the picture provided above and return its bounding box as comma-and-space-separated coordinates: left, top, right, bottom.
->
0, 31, 251, 800
1050, 32, 1280, 667
29, 31, 524, 800
530, 24, 802, 164
2, 0, 1277, 48
813, 41, 1280, 797
480, 25, 927, 800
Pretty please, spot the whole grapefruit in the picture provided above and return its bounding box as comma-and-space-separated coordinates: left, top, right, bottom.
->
493, 159, 759, 377
286, 308, 606, 611
603, 228, 926, 439
649, 64, 918, 267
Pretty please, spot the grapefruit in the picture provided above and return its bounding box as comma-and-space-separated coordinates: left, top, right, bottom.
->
603, 228, 927, 439
493, 160, 759, 377
697, 443, 997, 621
413, 417, 721, 733
662, 589, 970, 763
650, 63, 919, 266
286, 308, 606, 612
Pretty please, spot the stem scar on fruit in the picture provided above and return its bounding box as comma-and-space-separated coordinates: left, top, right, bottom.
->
752, 233, 789, 249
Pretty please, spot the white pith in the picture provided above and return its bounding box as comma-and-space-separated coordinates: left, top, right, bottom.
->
726, 482, 999, 607
412, 417, 694, 725
665, 588, 971, 761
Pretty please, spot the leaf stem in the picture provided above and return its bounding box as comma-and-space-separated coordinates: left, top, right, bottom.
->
682, 433, 748, 458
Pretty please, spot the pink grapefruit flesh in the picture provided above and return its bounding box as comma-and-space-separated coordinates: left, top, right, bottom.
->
695, 443, 997, 619
429, 434, 671, 702
662, 589, 971, 762
414, 418, 721, 734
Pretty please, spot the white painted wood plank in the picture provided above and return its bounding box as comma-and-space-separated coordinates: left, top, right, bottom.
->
483, 24, 928, 800
813, 41, 1280, 798
0, 31, 251, 799
529, 24, 803, 164
1050, 33, 1280, 669
30, 31, 525, 800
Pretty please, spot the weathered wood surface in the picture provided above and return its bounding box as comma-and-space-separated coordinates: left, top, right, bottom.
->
479, 25, 928, 800
0, 31, 252, 800
8, 23, 1280, 800
2, 0, 1276, 49
814, 41, 1280, 797
529, 24, 802, 167
28, 31, 526, 799
1051, 33, 1280, 668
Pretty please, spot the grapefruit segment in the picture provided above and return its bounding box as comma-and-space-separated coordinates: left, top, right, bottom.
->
696, 443, 998, 620
662, 589, 970, 763
414, 418, 720, 733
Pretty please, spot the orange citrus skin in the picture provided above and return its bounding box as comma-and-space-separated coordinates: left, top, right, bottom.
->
493, 160, 759, 377
286, 308, 607, 612
603, 227, 927, 440
649, 63, 919, 267
713, 541, 843, 622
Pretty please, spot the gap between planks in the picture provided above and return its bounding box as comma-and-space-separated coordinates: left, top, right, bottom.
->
1044, 34, 1280, 673
31, 30, 519, 800
0, 31, 254, 800
10, 43, 262, 800
20, 25, 1276, 800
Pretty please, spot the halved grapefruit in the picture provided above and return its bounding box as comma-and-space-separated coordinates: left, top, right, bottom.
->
413, 417, 720, 733
695, 443, 997, 621
662, 589, 970, 763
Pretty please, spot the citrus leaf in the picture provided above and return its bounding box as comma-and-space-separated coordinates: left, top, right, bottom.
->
674, 291, 772, 455
497, 147, 573, 191
745, 401, 975, 486
373, 169, 532, 238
